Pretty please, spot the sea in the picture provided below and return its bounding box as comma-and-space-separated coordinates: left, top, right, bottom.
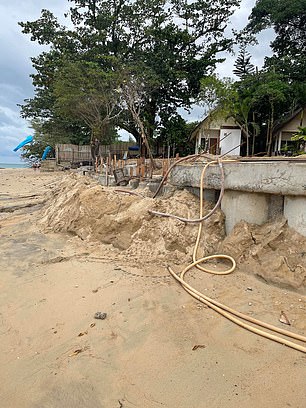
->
0, 163, 29, 169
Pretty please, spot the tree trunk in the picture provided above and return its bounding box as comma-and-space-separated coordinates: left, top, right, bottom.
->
252, 112, 256, 156
246, 123, 249, 156
267, 102, 274, 156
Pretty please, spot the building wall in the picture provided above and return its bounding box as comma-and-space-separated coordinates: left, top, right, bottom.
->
274, 108, 306, 153
194, 115, 241, 155
281, 108, 306, 132
220, 128, 241, 156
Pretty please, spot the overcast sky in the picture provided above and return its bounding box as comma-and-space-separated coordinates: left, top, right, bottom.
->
0, 0, 274, 163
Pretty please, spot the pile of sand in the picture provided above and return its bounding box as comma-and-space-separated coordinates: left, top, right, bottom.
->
221, 219, 306, 292
40, 174, 225, 266
40, 174, 306, 291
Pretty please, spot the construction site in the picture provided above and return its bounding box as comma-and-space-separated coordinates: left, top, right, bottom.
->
2, 0, 306, 405
0, 151, 305, 408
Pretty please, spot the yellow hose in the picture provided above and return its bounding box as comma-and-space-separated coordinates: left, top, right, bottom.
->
160, 159, 306, 353
168, 266, 306, 353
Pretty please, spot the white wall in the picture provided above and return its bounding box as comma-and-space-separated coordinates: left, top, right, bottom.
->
220, 129, 241, 156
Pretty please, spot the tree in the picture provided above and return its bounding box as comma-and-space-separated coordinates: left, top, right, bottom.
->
119, 66, 158, 166
199, 72, 288, 156
233, 47, 255, 78
291, 126, 306, 153
251, 71, 291, 155
53, 61, 122, 143
19, 0, 241, 152
246, 0, 306, 81
157, 115, 197, 156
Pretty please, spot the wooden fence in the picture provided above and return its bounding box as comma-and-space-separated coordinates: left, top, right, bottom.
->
55, 142, 137, 164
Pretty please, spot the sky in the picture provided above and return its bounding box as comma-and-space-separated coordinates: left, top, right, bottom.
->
0, 0, 274, 163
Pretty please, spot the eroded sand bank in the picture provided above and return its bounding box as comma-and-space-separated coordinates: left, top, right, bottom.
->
0, 168, 305, 408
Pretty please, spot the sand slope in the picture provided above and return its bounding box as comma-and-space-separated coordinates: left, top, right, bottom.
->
0, 169, 305, 408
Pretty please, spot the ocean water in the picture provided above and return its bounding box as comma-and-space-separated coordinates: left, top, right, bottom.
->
0, 163, 29, 169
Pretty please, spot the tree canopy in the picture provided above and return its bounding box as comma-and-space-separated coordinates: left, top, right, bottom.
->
19, 0, 240, 155
247, 0, 306, 81
198, 0, 306, 157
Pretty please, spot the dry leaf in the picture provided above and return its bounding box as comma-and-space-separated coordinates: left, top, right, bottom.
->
68, 346, 89, 357
78, 330, 88, 337
69, 349, 83, 357
192, 345, 206, 351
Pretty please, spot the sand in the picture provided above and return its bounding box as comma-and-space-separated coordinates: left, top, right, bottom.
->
0, 168, 305, 408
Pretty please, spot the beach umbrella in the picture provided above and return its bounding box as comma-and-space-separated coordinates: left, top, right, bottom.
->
13, 135, 34, 152
41, 146, 52, 160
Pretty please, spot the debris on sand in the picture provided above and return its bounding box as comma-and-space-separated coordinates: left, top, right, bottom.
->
94, 312, 107, 320
279, 311, 291, 326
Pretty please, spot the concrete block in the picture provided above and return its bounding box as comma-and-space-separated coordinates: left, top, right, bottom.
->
268, 195, 284, 220
284, 196, 306, 237
129, 179, 140, 189
185, 187, 218, 203
221, 190, 269, 234
97, 175, 116, 186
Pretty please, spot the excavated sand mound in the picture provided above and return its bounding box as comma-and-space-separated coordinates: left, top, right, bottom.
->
40, 174, 306, 292
40, 174, 225, 266
221, 219, 306, 292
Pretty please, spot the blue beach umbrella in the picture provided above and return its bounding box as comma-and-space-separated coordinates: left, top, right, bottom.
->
13, 135, 34, 152
41, 146, 52, 160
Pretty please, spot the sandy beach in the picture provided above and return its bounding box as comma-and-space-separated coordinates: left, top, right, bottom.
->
0, 168, 305, 408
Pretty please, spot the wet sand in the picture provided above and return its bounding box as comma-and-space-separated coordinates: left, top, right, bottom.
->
0, 169, 305, 408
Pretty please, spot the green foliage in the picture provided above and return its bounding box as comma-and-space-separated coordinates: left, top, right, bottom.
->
233, 47, 255, 78
247, 0, 306, 81
157, 115, 198, 155
19, 0, 241, 157
292, 126, 306, 141
199, 75, 238, 116
53, 61, 122, 143
199, 69, 294, 155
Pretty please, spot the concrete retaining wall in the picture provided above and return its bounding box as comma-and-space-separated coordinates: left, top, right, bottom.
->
169, 161, 306, 237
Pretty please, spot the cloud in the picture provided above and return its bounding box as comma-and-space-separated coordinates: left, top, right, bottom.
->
216, 0, 275, 79
0, 1, 69, 163
0, 103, 32, 163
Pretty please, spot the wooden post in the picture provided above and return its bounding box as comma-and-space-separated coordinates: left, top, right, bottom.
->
100, 157, 103, 174
105, 158, 109, 186
137, 158, 141, 177
55, 145, 59, 165
140, 164, 145, 180
108, 152, 111, 174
